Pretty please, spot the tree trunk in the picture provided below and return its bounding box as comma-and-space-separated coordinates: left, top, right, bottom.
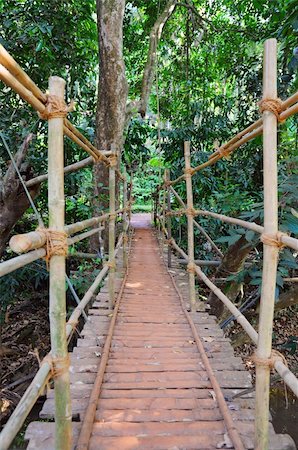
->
92, 0, 128, 252
208, 235, 253, 317
0, 135, 40, 258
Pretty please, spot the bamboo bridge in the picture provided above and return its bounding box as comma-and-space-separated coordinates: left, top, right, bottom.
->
0, 39, 298, 449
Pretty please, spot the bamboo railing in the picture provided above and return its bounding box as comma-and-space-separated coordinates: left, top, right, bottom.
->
154, 39, 298, 450
0, 46, 132, 450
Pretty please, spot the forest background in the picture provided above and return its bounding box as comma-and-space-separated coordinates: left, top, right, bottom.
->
0, 0, 297, 438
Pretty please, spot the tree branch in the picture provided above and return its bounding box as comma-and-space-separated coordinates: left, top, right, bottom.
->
126, 0, 178, 120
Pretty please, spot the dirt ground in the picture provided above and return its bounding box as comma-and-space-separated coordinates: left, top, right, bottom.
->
0, 294, 50, 424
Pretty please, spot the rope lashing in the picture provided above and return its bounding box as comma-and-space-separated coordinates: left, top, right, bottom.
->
109, 213, 117, 220
187, 263, 197, 274
165, 238, 174, 246
105, 260, 116, 270
260, 231, 287, 249
109, 155, 118, 167
186, 207, 197, 217
183, 167, 195, 176
37, 228, 68, 268
259, 98, 284, 122
217, 146, 232, 158
38, 94, 74, 120
251, 349, 287, 369
41, 354, 71, 382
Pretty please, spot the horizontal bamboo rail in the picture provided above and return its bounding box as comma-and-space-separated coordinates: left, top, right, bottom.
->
67, 227, 104, 246
0, 233, 125, 450
166, 95, 298, 186
0, 248, 46, 277
9, 209, 124, 254
167, 208, 298, 252
169, 186, 223, 257
0, 211, 125, 276
166, 235, 298, 397
26, 157, 93, 187
0, 45, 126, 181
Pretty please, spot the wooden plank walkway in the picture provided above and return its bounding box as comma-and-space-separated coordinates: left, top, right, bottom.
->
25, 215, 295, 449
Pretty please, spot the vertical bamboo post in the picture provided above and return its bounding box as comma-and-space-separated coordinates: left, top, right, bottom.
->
255, 38, 279, 450
165, 169, 172, 267
48, 76, 72, 449
184, 141, 196, 311
162, 173, 166, 246
108, 151, 117, 309
123, 170, 128, 269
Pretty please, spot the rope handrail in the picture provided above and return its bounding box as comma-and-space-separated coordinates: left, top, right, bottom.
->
0, 232, 127, 450
0, 44, 126, 181
164, 234, 298, 397
156, 91, 298, 188
166, 208, 298, 252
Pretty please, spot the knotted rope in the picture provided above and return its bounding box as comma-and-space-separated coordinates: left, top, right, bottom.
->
42, 354, 71, 378
251, 349, 287, 369
186, 207, 197, 217
184, 167, 195, 176
109, 155, 118, 167
38, 95, 74, 120
165, 238, 174, 246
104, 260, 116, 270
37, 228, 68, 268
260, 231, 287, 249
259, 98, 284, 122
187, 262, 197, 274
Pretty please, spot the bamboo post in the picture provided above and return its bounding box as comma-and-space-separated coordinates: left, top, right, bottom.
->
165, 169, 172, 267
255, 39, 279, 450
162, 174, 166, 248
48, 77, 72, 450
184, 141, 196, 311
123, 170, 128, 269
108, 151, 117, 309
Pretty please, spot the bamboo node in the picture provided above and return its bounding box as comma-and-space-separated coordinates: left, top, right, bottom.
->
251, 349, 287, 369
259, 98, 283, 121
37, 228, 68, 268
260, 231, 287, 249
187, 263, 196, 274
38, 95, 74, 120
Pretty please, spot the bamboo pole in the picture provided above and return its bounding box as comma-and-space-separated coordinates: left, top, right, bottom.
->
169, 186, 224, 258
123, 171, 128, 269
0, 248, 46, 277
47, 76, 71, 450
108, 153, 116, 309
0, 232, 124, 450
162, 173, 167, 248
184, 142, 196, 311
165, 169, 172, 267
254, 39, 279, 450
26, 157, 93, 187
168, 208, 298, 252
9, 211, 124, 254
67, 227, 104, 246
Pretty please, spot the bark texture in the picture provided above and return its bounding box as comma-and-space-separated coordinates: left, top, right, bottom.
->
92, 0, 128, 251
208, 235, 253, 317
0, 135, 40, 258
